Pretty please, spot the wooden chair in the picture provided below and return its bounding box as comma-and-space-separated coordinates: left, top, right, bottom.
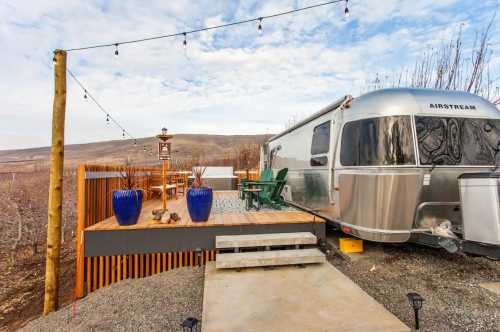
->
175, 173, 186, 196
239, 168, 273, 199
249, 168, 288, 210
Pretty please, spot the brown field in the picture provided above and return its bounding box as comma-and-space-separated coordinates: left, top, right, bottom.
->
0, 134, 268, 331
0, 134, 270, 170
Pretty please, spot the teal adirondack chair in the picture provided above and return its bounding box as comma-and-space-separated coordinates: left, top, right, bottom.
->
250, 168, 288, 209
239, 168, 273, 199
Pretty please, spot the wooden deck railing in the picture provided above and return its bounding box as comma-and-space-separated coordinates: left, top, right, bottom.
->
75, 164, 259, 298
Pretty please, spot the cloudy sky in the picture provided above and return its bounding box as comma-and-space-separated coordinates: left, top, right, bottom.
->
1, 0, 499, 150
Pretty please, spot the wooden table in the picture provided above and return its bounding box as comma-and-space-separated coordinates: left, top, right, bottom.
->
150, 184, 177, 199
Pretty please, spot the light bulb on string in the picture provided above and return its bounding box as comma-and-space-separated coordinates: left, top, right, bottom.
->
122, 130, 125, 139
143, 145, 147, 152
258, 18, 263, 34
106, 114, 110, 124
344, 0, 350, 19
84, 90, 88, 101
114, 43, 119, 57
182, 32, 187, 49
134, 139, 137, 146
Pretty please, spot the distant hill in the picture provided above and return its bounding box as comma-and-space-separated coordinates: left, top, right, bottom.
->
0, 134, 272, 170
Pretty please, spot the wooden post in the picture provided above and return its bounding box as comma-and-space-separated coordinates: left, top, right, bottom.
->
162, 159, 167, 211
43, 49, 67, 315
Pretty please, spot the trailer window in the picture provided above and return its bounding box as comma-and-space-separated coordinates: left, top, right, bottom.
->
341, 116, 415, 166
416, 116, 500, 166
311, 121, 331, 155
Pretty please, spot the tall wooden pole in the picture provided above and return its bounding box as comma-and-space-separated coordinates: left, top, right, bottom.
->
44, 49, 67, 315
162, 159, 167, 211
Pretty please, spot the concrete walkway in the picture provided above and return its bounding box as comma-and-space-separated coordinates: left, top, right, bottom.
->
480, 282, 500, 295
202, 262, 409, 332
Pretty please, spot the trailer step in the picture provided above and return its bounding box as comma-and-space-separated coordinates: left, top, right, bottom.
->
216, 232, 317, 249
216, 248, 325, 269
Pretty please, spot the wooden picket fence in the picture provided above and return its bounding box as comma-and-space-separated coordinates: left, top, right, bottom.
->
75, 164, 259, 298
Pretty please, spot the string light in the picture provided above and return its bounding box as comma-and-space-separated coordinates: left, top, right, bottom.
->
84, 90, 88, 101
60, 1, 348, 153
63, 0, 346, 52
66, 69, 137, 142
66, 69, 151, 155
143, 145, 147, 152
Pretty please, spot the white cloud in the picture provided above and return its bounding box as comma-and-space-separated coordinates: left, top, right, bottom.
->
1, 0, 499, 149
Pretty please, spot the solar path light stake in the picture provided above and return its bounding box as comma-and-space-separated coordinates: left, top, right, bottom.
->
407, 292, 424, 331
181, 317, 200, 332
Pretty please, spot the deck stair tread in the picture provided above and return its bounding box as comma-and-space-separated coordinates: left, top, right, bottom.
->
216, 248, 325, 269
216, 232, 317, 249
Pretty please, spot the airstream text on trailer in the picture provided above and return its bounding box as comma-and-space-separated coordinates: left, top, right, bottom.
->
262, 88, 500, 258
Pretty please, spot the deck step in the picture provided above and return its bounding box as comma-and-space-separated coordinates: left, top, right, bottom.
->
216, 232, 317, 249
216, 248, 325, 269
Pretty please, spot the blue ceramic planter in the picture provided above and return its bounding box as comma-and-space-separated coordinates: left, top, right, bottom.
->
112, 189, 143, 226
187, 187, 213, 222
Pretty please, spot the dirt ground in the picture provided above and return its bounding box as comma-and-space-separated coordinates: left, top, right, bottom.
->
327, 232, 500, 332
0, 246, 75, 332
0, 170, 76, 332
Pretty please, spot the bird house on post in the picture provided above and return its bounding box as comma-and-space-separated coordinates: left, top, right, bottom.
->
156, 127, 173, 211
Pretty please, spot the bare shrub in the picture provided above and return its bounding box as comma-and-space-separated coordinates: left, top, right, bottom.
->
367, 17, 499, 102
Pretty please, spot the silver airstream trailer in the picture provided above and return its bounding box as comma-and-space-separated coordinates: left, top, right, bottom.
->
263, 88, 500, 258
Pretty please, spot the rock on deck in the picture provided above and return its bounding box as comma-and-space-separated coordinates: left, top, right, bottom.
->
202, 262, 410, 332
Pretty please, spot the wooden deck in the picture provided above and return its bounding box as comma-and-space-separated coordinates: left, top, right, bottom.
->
79, 189, 325, 298
85, 191, 323, 231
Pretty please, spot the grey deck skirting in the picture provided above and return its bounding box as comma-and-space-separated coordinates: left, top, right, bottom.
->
84, 223, 326, 257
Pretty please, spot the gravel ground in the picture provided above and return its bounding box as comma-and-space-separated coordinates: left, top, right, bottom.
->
327, 232, 500, 332
21, 267, 204, 332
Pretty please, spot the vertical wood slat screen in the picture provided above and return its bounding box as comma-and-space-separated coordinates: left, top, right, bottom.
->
83, 251, 218, 295
75, 165, 260, 298
75, 164, 158, 298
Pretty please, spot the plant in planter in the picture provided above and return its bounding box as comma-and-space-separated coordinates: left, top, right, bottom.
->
186, 167, 213, 222
112, 162, 143, 226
